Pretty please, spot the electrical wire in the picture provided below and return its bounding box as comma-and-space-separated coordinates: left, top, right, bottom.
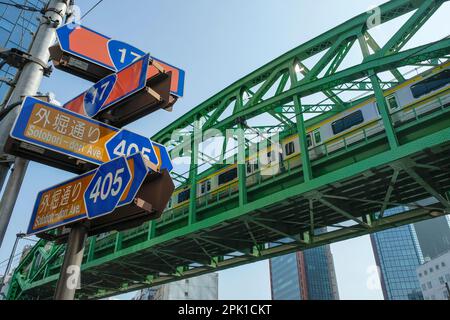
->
81, 0, 104, 19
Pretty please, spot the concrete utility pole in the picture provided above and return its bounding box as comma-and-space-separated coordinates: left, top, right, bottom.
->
0, 0, 71, 248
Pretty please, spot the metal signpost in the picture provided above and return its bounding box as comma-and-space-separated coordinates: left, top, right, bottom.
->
0, 5, 182, 300
0, 0, 70, 248
32, 153, 174, 299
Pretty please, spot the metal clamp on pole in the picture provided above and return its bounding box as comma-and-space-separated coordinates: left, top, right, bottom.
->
0, 48, 52, 77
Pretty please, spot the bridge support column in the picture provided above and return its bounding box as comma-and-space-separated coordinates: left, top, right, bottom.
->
293, 95, 313, 182
237, 123, 248, 206
114, 232, 123, 252
87, 237, 96, 262
369, 70, 399, 150
148, 221, 156, 240
188, 121, 201, 225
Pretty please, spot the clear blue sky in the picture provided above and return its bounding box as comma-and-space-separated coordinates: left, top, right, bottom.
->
1, 0, 449, 300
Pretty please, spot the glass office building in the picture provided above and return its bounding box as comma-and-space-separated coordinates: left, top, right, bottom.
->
370, 207, 425, 300
371, 202, 450, 300
413, 215, 450, 261
270, 243, 339, 300
0, 1, 45, 102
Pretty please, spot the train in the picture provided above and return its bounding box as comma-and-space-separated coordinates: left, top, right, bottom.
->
167, 61, 450, 211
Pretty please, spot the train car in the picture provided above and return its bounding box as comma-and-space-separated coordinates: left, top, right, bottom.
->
166, 62, 450, 214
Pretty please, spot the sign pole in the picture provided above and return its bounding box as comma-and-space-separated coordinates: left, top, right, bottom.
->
54, 223, 88, 300
0, 0, 70, 248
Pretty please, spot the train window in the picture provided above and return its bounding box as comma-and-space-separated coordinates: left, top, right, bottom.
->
386, 95, 399, 110
307, 135, 312, 148
285, 142, 295, 156
177, 189, 190, 203
331, 110, 364, 135
314, 131, 322, 144
168, 198, 172, 208
200, 180, 211, 195
247, 162, 259, 174
218, 167, 238, 185
411, 69, 450, 99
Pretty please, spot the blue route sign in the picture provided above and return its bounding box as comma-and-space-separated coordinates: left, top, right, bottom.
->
119, 153, 150, 206
153, 141, 174, 173
83, 73, 116, 117
27, 153, 154, 236
8, 97, 173, 173
105, 129, 159, 167
108, 40, 146, 71
84, 156, 131, 219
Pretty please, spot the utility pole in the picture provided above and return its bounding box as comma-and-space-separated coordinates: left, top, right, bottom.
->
54, 223, 88, 300
0, 233, 25, 298
0, 0, 71, 248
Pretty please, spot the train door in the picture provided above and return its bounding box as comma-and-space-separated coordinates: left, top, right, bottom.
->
386, 94, 402, 124
312, 129, 325, 158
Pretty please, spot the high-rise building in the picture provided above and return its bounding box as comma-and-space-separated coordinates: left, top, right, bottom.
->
417, 250, 450, 300
371, 202, 450, 300
269, 244, 339, 300
133, 273, 219, 300
0, 1, 45, 102
414, 216, 450, 261
371, 207, 424, 300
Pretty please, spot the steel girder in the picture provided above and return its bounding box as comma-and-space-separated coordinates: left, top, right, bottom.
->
152, 0, 449, 144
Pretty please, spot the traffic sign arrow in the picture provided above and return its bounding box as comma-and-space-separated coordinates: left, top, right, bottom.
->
119, 153, 150, 206
63, 54, 150, 120
7, 97, 173, 173
105, 129, 159, 170
51, 23, 185, 97
27, 153, 156, 236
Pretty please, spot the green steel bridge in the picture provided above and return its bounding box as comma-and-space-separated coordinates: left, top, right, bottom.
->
6, 0, 450, 300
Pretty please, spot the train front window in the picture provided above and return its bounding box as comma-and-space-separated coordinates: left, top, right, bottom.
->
387, 95, 399, 110
332, 110, 364, 135
411, 69, 450, 99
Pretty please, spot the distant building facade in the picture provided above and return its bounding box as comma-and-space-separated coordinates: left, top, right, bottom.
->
0, 0, 45, 102
371, 199, 450, 300
371, 207, 425, 300
269, 242, 339, 300
413, 216, 450, 260
133, 273, 218, 300
417, 250, 450, 300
